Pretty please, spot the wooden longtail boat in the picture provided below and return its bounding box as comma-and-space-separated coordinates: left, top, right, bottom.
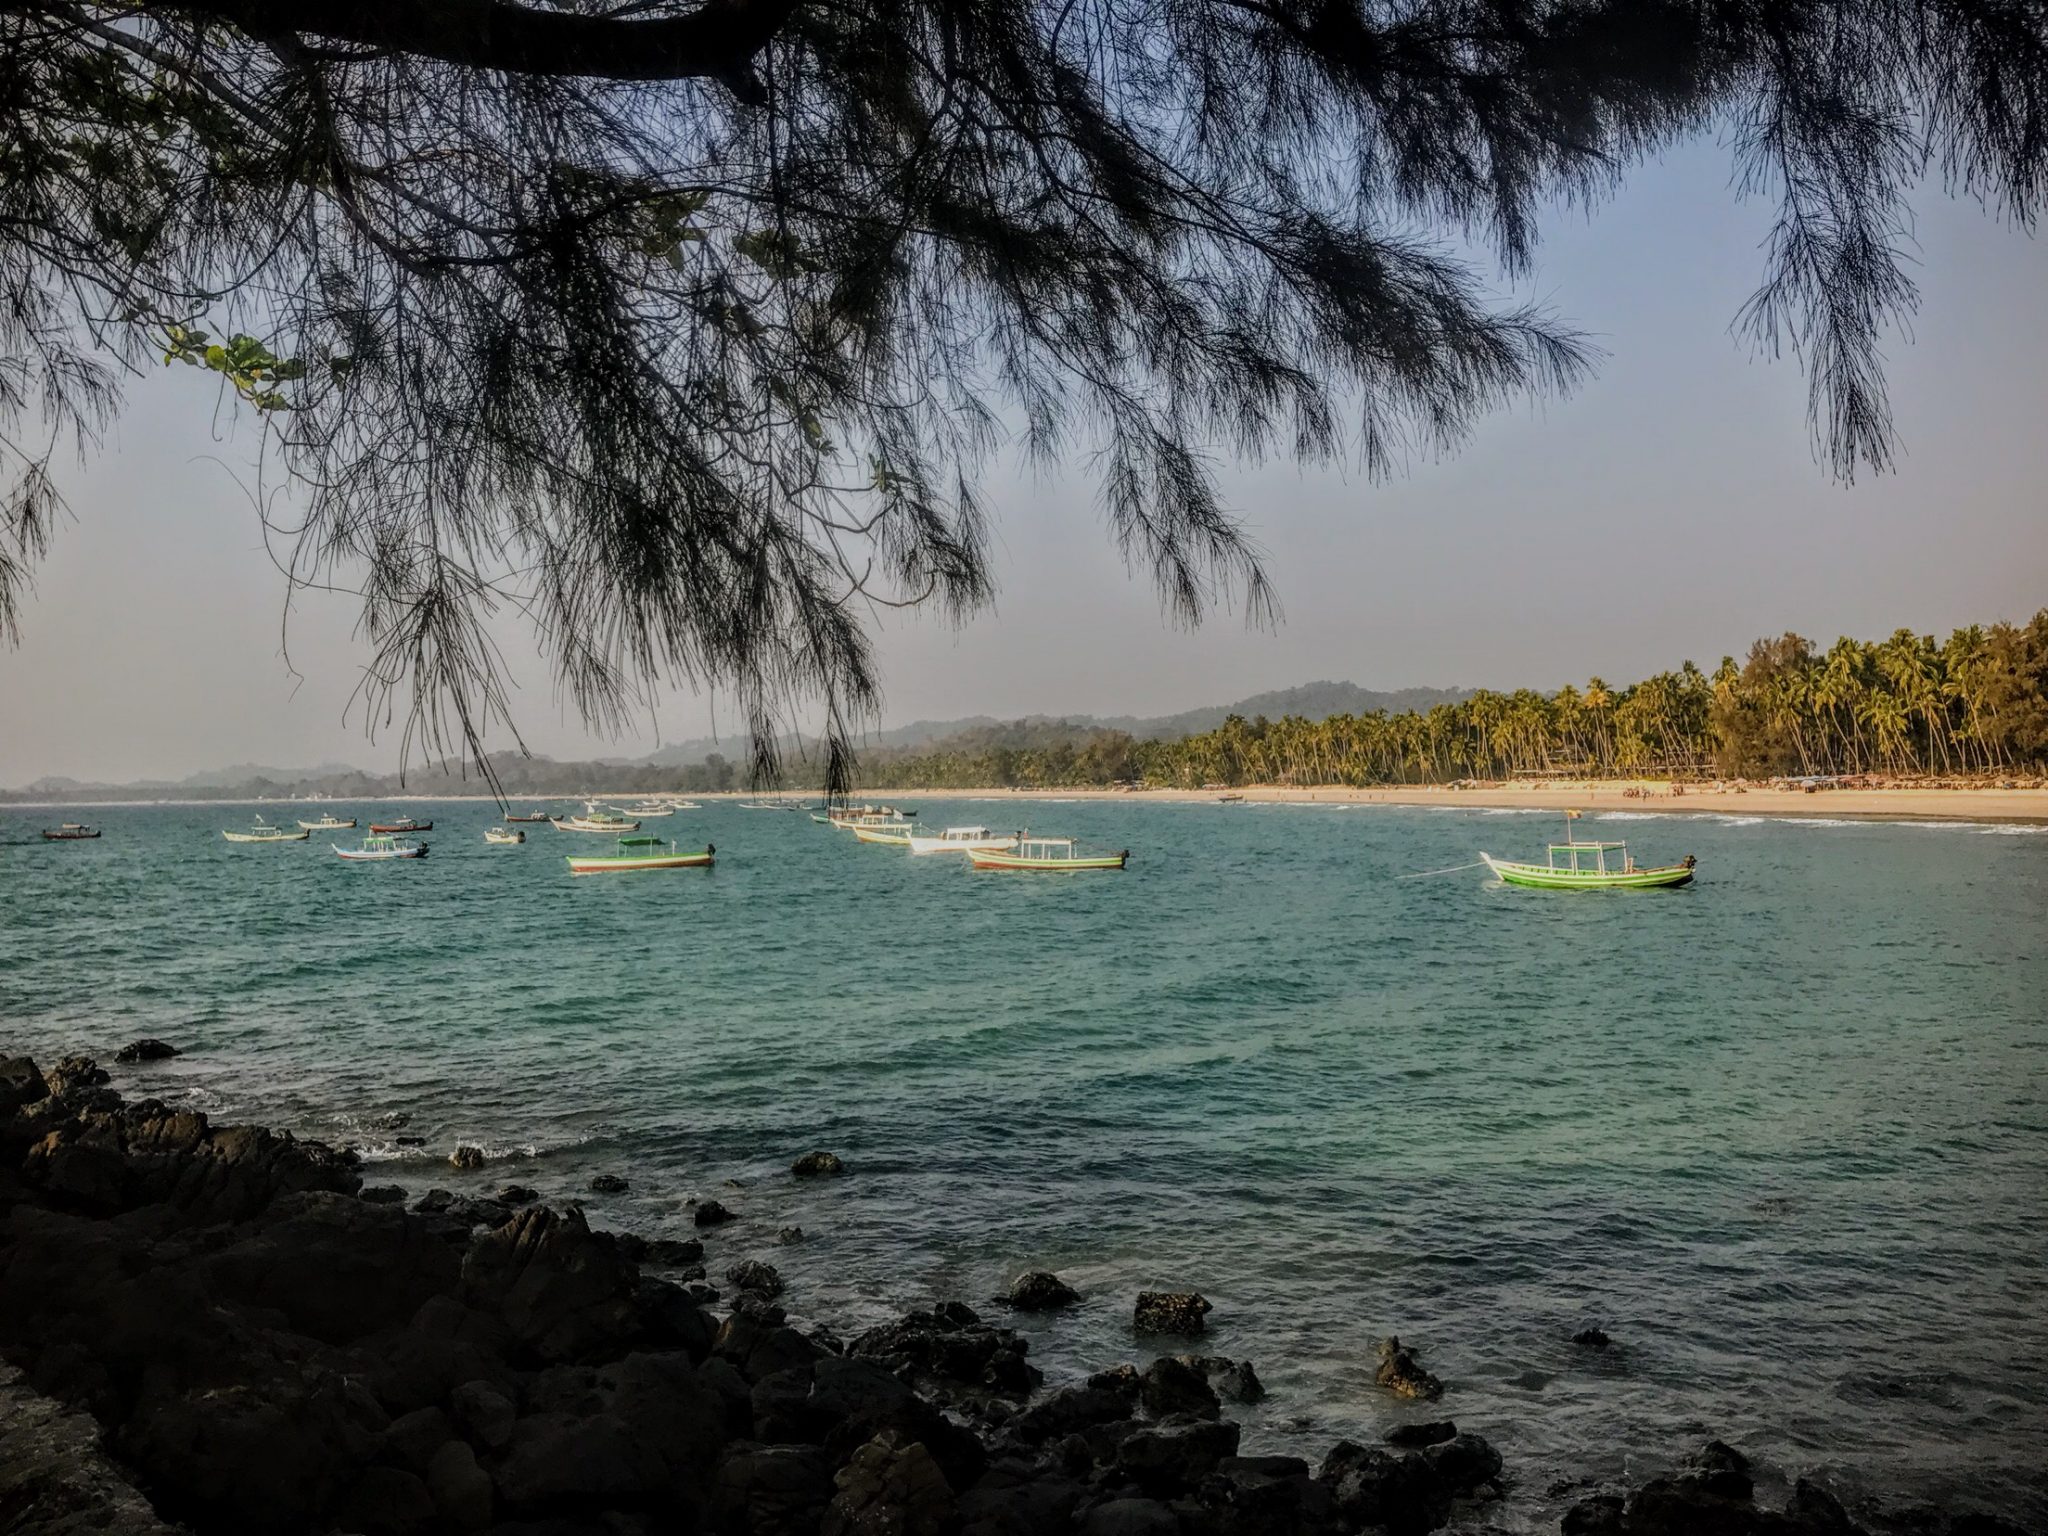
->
503, 811, 551, 823
905, 826, 1020, 855
552, 803, 641, 833
369, 818, 432, 834
335, 834, 428, 861
298, 815, 357, 830
852, 821, 914, 846
565, 836, 715, 875
967, 837, 1128, 871
40, 823, 101, 840
484, 827, 526, 845
1480, 812, 1696, 890
224, 818, 310, 843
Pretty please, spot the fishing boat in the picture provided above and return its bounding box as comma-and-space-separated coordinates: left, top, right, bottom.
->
551, 802, 642, 834
827, 803, 916, 827
40, 822, 101, 841
852, 821, 914, 846
1480, 812, 1697, 890
503, 810, 551, 823
967, 837, 1129, 871
627, 800, 676, 818
484, 827, 526, 845
335, 833, 428, 862
565, 836, 715, 875
905, 826, 1021, 855
223, 817, 310, 843
298, 814, 357, 830
369, 817, 432, 834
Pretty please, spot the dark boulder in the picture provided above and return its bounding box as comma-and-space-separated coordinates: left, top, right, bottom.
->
1140, 1354, 1220, 1419
0, 1055, 48, 1114
1117, 1417, 1241, 1495
1133, 1291, 1210, 1336
1178, 1354, 1264, 1405
728, 1260, 785, 1298
957, 1457, 1087, 1536
362, 1184, 409, 1204
822, 1428, 957, 1536
498, 1184, 540, 1205
114, 1038, 181, 1064
1385, 1420, 1457, 1449
449, 1378, 518, 1451
460, 1204, 644, 1364
1200, 1454, 1335, 1534
337, 1463, 437, 1536
1421, 1432, 1502, 1494
46, 1055, 111, 1098
777, 1225, 807, 1244
425, 1437, 494, 1531
1574, 1327, 1613, 1349
696, 1198, 738, 1226
1375, 1337, 1444, 1401
1006, 1380, 1140, 1445
450, 1145, 487, 1171
1078, 1498, 1179, 1536
1317, 1440, 1452, 1535
648, 1236, 706, 1266
1562, 1494, 1626, 1535
792, 1150, 846, 1177
589, 1173, 630, 1193
851, 1303, 1040, 1400
1004, 1270, 1080, 1311
710, 1442, 835, 1536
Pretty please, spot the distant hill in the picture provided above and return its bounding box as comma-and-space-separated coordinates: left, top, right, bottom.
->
4, 680, 1467, 800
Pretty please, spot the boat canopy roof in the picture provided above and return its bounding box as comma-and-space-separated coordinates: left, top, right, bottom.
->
617, 835, 666, 846
1549, 841, 1627, 852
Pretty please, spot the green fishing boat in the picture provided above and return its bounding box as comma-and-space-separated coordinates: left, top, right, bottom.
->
1480, 813, 1695, 890
566, 836, 715, 875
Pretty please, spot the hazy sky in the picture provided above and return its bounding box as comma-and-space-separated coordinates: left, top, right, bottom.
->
3, 136, 2044, 785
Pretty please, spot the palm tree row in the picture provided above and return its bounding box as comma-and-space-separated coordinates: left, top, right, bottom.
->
864, 613, 2048, 789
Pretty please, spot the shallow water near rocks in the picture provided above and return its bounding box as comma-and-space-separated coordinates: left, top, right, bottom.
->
4, 799, 2045, 1528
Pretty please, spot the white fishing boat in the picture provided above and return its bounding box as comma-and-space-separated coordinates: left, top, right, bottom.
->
484, 827, 525, 845
297, 814, 357, 830
851, 820, 915, 846
552, 802, 642, 834
627, 800, 676, 818
224, 817, 309, 844
334, 833, 428, 861
905, 825, 1021, 855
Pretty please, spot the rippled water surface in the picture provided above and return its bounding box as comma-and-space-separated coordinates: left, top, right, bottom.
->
3, 799, 2045, 1527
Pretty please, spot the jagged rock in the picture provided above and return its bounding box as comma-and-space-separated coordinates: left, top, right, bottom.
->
425, 1438, 493, 1531
590, 1172, 630, 1193
497, 1184, 539, 1205
711, 1443, 835, 1536
1006, 1381, 1140, 1445
1318, 1440, 1454, 1534
777, 1225, 807, 1244
822, 1427, 957, 1536
1386, 1420, 1457, 1449
1690, 1439, 1754, 1500
1422, 1432, 1502, 1494
449, 1379, 517, 1450
696, 1198, 738, 1226
459, 1204, 644, 1364
414, 1188, 455, 1212
1574, 1327, 1613, 1349
1116, 1417, 1241, 1494
491, 1352, 724, 1510
1140, 1354, 1220, 1419
361, 1184, 409, 1204
1004, 1270, 1080, 1311
449, 1145, 486, 1171
1201, 1455, 1335, 1533
46, 1056, 111, 1097
1375, 1337, 1444, 1401
1133, 1291, 1210, 1336
0, 1055, 48, 1114
1786, 1479, 1859, 1531
851, 1303, 1040, 1399
792, 1150, 846, 1177
1079, 1497, 1180, 1536
0, 1359, 182, 1535
1177, 1354, 1264, 1404
1562, 1494, 1626, 1535
114, 1038, 180, 1064
729, 1259, 786, 1297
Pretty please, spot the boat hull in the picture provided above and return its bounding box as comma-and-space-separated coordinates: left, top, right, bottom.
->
852, 826, 913, 846
334, 845, 428, 860
40, 829, 100, 840
298, 818, 357, 830
551, 818, 642, 833
906, 834, 1019, 855
1480, 854, 1694, 890
484, 830, 525, 845
967, 849, 1128, 871
565, 849, 714, 874
369, 821, 432, 834
224, 830, 310, 843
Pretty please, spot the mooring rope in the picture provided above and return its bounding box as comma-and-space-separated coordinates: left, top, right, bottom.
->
1397, 859, 1490, 879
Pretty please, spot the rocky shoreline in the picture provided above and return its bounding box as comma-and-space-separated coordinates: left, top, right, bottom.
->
0, 1046, 2032, 1536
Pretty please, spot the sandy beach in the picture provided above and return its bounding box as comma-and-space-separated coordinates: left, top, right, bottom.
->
865, 781, 2048, 825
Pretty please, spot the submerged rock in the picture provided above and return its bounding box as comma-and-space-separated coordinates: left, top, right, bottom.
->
1133, 1291, 1211, 1336
792, 1150, 846, 1177
1004, 1270, 1080, 1311
1376, 1336, 1444, 1400
852, 1303, 1040, 1400
360, 1184, 408, 1204
496, 1184, 539, 1206
114, 1038, 180, 1064
588, 1172, 629, 1193
449, 1145, 486, 1171
695, 1198, 738, 1226
728, 1260, 785, 1298
1139, 1354, 1219, 1419
1574, 1327, 1613, 1349
1386, 1419, 1458, 1448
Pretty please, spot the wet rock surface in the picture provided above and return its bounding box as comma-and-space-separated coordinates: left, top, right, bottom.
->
791, 1150, 846, 1177
1004, 1269, 1081, 1311
113, 1039, 180, 1064
0, 1052, 2034, 1536
1133, 1291, 1211, 1336
1375, 1336, 1444, 1401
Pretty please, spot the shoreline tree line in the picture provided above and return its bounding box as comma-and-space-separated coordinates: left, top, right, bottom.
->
862, 615, 2048, 790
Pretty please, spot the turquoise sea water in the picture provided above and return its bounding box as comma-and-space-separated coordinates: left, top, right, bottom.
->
3, 799, 2045, 1527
